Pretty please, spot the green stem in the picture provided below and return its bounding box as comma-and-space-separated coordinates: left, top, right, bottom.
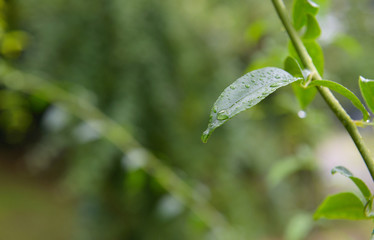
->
271, 0, 374, 181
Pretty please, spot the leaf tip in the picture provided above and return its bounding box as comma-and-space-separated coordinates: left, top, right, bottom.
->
331, 165, 353, 177
201, 129, 210, 143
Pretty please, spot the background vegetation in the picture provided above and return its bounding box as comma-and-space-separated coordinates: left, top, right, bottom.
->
0, 0, 374, 239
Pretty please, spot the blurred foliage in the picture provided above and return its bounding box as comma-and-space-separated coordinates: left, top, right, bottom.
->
0, 0, 373, 239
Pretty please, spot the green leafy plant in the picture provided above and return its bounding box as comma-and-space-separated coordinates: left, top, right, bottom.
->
202, 0, 374, 237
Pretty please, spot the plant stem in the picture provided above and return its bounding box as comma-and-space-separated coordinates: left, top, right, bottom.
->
271, 0, 374, 181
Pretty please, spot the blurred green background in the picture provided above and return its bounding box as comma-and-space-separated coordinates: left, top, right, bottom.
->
0, 0, 374, 239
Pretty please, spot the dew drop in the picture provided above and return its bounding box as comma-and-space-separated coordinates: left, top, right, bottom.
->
230, 86, 236, 90
270, 83, 279, 87
213, 106, 217, 113
298, 110, 307, 119
245, 84, 250, 88
217, 110, 229, 120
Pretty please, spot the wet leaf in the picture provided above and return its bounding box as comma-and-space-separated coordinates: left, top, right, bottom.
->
202, 67, 301, 143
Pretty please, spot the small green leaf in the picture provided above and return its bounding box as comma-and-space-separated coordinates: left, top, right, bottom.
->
201, 67, 301, 143
289, 40, 324, 76
332, 166, 372, 201
331, 166, 353, 177
292, 81, 317, 110
303, 40, 324, 76
314, 192, 368, 220
351, 176, 372, 200
284, 56, 303, 78
307, 80, 370, 121
293, 0, 319, 30
359, 76, 374, 113
284, 56, 317, 109
303, 14, 321, 39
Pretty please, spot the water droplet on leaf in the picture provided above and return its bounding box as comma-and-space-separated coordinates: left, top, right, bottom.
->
217, 110, 229, 120
270, 83, 279, 87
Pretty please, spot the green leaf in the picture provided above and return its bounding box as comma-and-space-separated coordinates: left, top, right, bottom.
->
288, 40, 324, 76
284, 56, 317, 109
331, 165, 353, 177
331, 166, 372, 201
314, 192, 368, 220
293, 0, 319, 30
359, 76, 374, 113
201, 67, 301, 143
284, 56, 303, 78
304, 40, 324, 76
307, 80, 370, 121
303, 14, 321, 39
292, 82, 317, 110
